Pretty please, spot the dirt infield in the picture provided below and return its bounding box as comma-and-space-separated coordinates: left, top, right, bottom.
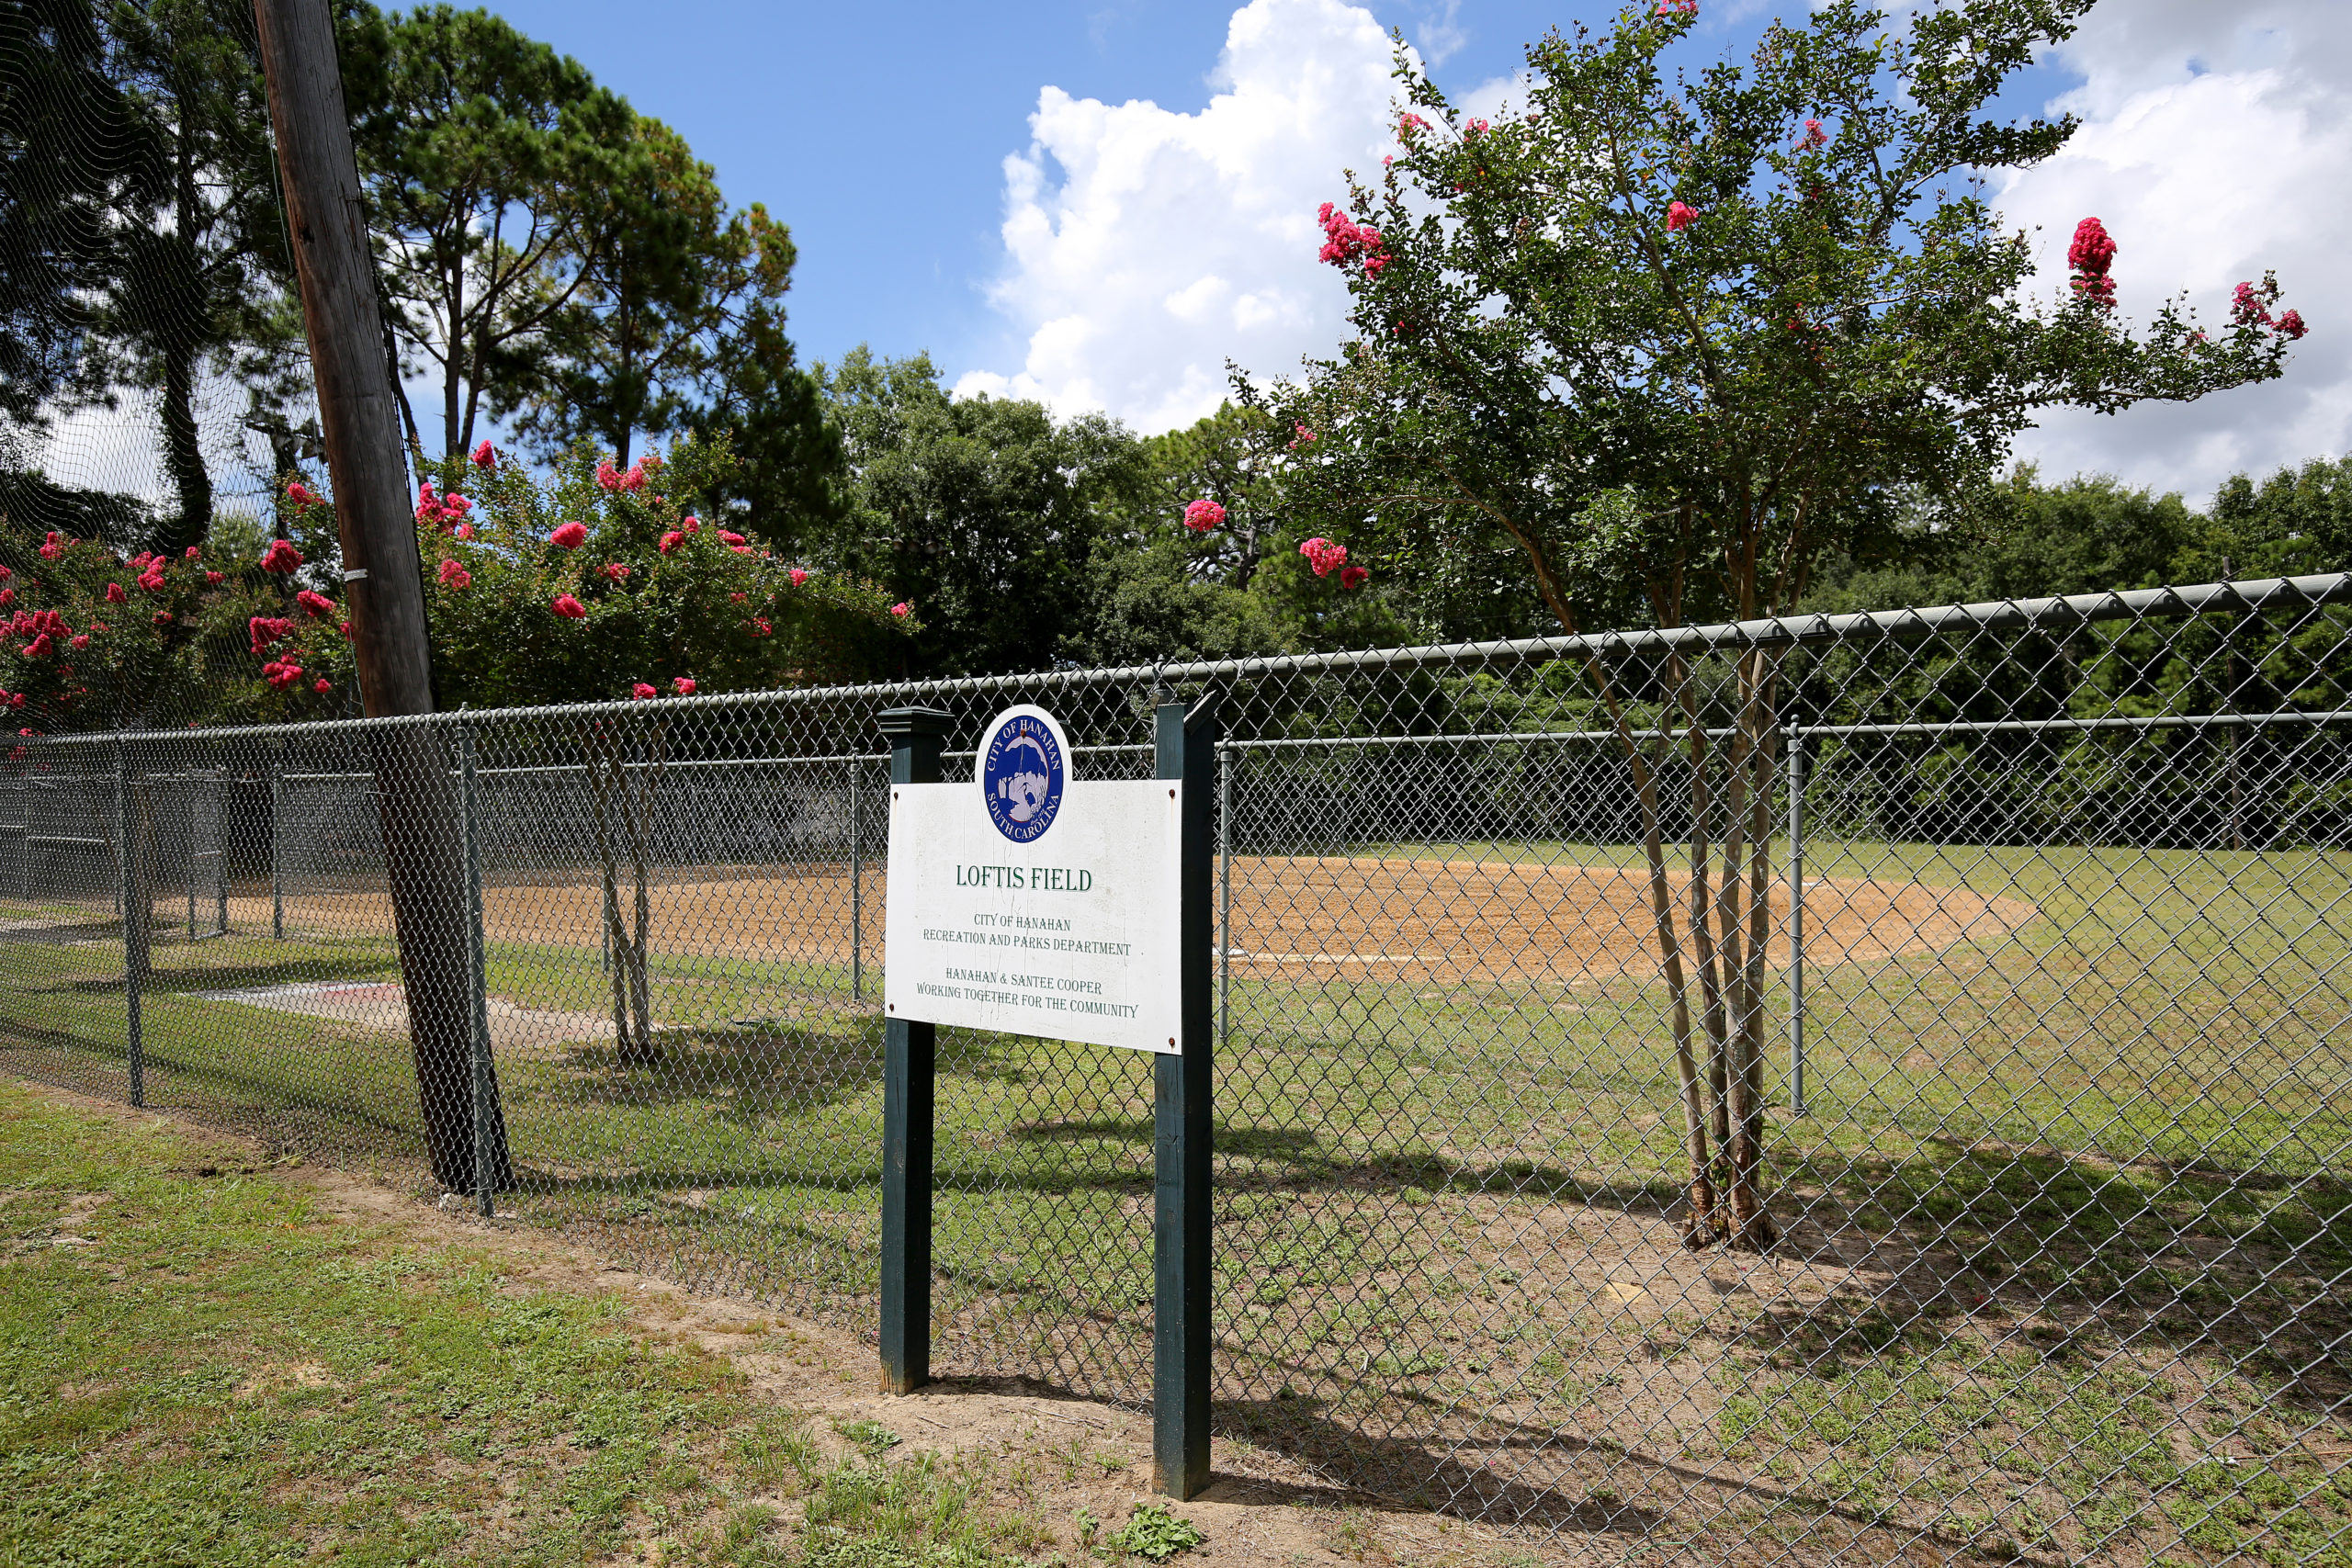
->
231, 855, 2038, 985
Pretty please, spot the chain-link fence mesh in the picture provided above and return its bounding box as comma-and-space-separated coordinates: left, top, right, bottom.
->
2, 572, 2347, 1563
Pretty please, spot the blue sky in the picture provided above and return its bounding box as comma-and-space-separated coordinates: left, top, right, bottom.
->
466, 0, 2343, 500
480, 2, 2061, 377
477, 0, 1613, 375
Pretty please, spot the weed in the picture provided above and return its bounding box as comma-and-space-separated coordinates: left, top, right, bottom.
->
1103, 1501, 1205, 1561
833, 1416, 904, 1453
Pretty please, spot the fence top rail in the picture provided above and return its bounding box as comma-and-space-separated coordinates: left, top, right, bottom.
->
17, 571, 2349, 750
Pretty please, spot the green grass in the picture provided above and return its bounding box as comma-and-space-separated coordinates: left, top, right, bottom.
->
0, 1084, 1145, 1566
0, 833, 2346, 1561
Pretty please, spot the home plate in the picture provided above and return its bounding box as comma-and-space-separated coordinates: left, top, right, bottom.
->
185, 980, 617, 1047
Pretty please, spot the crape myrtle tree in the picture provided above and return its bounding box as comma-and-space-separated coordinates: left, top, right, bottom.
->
1246, 0, 2308, 1249
264, 434, 913, 1060
0, 521, 330, 731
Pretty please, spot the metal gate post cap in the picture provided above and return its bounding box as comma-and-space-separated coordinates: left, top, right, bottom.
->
877, 706, 953, 743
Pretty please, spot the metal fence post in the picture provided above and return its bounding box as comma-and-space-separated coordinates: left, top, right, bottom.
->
185, 778, 198, 942
1786, 728, 1806, 1116
1217, 740, 1232, 1053
1155, 689, 1218, 1501
458, 720, 495, 1217
114, 740, 145, 1108
877, 705, 948, 1394
211, 767, 228, 937
269, 744, 286, 941
851, 755, 865, 1002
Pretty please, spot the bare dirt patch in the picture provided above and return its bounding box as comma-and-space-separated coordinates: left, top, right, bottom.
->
18, 1081, 1638, 1567
231, 856, 2038, 987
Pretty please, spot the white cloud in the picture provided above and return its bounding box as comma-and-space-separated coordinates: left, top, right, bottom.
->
2000, 1, 2352, 502
954, 0, 1408, 435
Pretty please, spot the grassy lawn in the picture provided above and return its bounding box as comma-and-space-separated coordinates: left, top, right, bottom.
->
0, 1084, 1232, 1567
0, 831, 2345, 1562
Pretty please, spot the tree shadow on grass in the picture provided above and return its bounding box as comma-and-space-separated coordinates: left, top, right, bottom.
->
1748, 1135, 2352, 1422
922, 1369, 2011, 1560
537, 1024, 882, 1122
59, 953, 403, 997
0, 1014, 429, 1161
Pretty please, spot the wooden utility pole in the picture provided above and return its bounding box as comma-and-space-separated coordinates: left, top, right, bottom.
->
254, 0, 509, 1191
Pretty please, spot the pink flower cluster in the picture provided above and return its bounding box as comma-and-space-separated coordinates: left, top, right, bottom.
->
38, 531, 64, 561
437, 558, 472, 590
413, 482, 473, 528
262, 659, 304, 691
551, 594, 587, 620
1797, 118, 1826, 151
2067, 217, 2117, 310
260, 539, 303, 574
2231, 280, 2308, 341
627, 676, 697, 699
296, 590, 335, 617
601, 562, 632, 582
285, 480, 321, 511
1654, 0, 1697, 14
890, 602, 910, 618
10, 610, 71, 658
248, 615, 293, 656
595, 460, 648, 492
1183, 499, 1226, 533
1317, 203, 1390, 278
550, 521, 588, 550
1288, 422, 1317, 450
1667, 200, 1698, 233
1398, 112, 1430, 137
1300, 537, 1348, 576
789, 568, 808, 587
470, 440, 495, 468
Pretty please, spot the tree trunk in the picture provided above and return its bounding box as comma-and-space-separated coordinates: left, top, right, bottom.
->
588, 728, 635, 1061
1723, 651, 1782, 1248
159, 333, 211, 554
157, 107, 211, 555
587, 722, 661, 1065
1586, 659, 1719, 1247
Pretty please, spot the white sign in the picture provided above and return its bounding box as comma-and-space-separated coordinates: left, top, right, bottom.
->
883, 706, 1182, 1054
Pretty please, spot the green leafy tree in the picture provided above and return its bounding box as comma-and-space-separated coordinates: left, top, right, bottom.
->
1248, 0, 2309, 1248
2193, 455, 2352, 583
687, 296, 851, 558
820, 347, 1149, 677
348, 3, 628, 459
0, 0, 135, 434
491, 115, 792, 471
100, 0, 304, 552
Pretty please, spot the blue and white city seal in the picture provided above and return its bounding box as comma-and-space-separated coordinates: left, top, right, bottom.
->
977, 704, 1070, 844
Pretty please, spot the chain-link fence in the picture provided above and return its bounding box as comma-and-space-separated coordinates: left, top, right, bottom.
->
2, 572, 2348, 1563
